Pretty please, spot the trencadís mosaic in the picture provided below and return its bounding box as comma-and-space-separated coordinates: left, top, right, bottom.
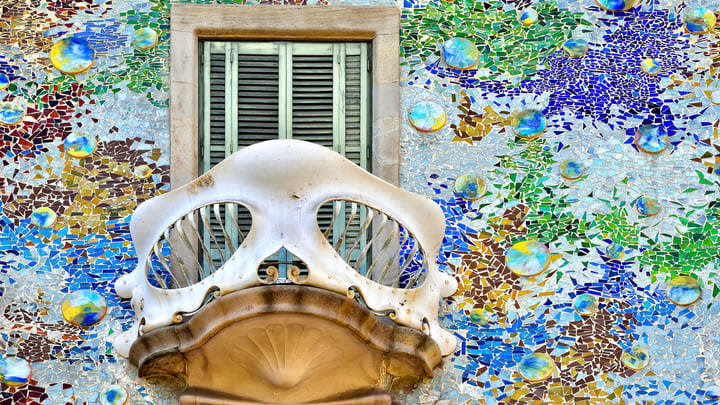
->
1, 0, 720, 404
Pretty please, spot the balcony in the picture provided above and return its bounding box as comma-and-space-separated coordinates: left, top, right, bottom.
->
114, 140, 456, 405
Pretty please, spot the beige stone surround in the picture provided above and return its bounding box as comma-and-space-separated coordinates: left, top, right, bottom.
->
169, 5, 401, 189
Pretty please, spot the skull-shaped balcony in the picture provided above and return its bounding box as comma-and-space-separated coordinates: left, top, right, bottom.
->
114, 140, 457, 405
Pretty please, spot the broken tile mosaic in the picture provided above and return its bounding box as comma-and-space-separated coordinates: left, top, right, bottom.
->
1, 0, 720, 403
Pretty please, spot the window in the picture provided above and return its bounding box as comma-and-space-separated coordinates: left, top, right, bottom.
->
198, 41, 371, 173
168, 5, 400, 189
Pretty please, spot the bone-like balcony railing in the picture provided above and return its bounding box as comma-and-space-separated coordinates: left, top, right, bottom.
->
114, 140, 457, 357
145, 200, 427, 290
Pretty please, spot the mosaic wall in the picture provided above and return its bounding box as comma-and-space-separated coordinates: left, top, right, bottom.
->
1, 0, 720, 403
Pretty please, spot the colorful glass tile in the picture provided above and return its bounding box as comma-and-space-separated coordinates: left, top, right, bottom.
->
636, 196, 660, 217
0, 357, 32, 386
621, 346, 650, 370
64, 132, 97, 159
506, 240, 551, 277
573, 293, 599, 316
562, 38, 589, 57
50, 36, 96, 74
518, 8, 538, 26
61, 290, 107, 327
408, 101, 446, 132
440, 37, 478, 70
469, 308, 488, 325
0, 97, 26, 126
605, 243, 625, 259
30, 207, 57, 228
511, 109, 546, 140
635, 124, 668, 154
453, 174, 485, 200
518, 352, 554, 382
666, 275, 701, 306
0, 73, 9, 90
683, 8, 717, 34
640, 58, 661, 75
133, 28, 159, 50
559, 159, 586, 180
714, 161, 720, 175
134, 164, 153, 179
100, 384, 128, 405
595, 0, 635, 12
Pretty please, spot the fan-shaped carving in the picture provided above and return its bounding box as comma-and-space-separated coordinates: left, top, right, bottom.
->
232, 323, 342, 389
131, 286, 440, 405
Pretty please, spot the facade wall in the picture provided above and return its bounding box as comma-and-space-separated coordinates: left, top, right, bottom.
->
0, 0, 719, 403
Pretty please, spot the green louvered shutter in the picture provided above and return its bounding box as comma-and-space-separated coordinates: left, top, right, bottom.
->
199, 41, 371, 271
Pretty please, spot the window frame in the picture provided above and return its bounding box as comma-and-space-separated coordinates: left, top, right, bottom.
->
169, 5, 400, 189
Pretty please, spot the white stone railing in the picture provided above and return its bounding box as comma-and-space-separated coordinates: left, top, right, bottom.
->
114, 140, 457, 356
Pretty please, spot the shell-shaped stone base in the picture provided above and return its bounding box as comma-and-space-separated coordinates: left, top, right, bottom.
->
130, 286, 442, 405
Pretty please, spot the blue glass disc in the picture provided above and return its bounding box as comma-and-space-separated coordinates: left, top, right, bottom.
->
506, 240, 551, 277
0, 98, 26, 126
50, 36, 95, 75
454, 174, 485, 200
518, 352, 554, 382
100, 384, 128, 405
573, 293, 599, 316
595, 0, 635, 12
62, 289, 107, 327
636, 196, 660, 216
666, 276, 701, 306
684, 8, 717, 34
31, 207, 57, 228
621, 346, 650, 370
408, 101, 446, 132
133, 28, 159, 50
562, 39, 589, 57
559, 159, 586, 180
635, 124, 668, 154
640, 58, 661, 75
0, 357, 32, 386
441, 37, 479, 70
64, 132, 97, 158
518, 8, 538, 26
511, 109, 546, 140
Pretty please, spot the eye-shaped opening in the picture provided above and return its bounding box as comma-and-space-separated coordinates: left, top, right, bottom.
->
145, 201, 253, 289
317, 199, 427, 289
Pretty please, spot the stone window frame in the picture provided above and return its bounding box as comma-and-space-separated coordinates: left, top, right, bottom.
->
169, 4, 401, 189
